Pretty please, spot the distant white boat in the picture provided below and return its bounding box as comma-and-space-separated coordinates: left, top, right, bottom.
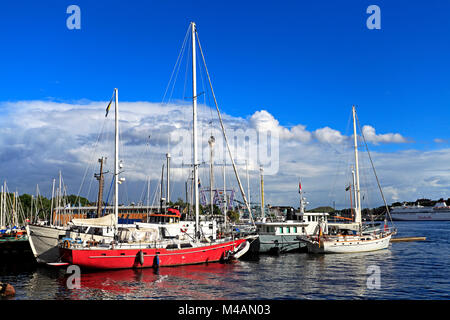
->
390, 201, 450, 221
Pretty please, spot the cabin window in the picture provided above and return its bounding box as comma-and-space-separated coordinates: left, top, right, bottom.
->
302, 227, 306, 234
293, 227, 297, 233
286, 227, 290, 234
279, 227, 283, 234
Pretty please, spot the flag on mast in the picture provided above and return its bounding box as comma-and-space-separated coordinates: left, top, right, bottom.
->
105, 91, 115, 117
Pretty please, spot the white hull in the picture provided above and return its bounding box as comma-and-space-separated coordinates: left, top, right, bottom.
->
27, 224, 116, 263
305, 233, 392, 254
391, 211, 450, 221
26, 224, 66, 263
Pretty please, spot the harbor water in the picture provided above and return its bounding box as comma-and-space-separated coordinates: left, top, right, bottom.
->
1, 221, 449, 300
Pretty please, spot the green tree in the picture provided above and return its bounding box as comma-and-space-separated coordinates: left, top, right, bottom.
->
66, 194, 91, 206
227, 209, 240, 223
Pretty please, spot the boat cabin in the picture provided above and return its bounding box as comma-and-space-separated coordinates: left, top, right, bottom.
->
147, 208, 181, 224
255, 211, 329, 236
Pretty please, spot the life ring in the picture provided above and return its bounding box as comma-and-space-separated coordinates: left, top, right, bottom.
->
63, 240, 71, 249
180, 227, 187, 233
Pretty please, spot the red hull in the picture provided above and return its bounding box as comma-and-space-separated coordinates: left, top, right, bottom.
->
60, 238, 246, 269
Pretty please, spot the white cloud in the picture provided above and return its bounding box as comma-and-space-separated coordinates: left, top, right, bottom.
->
249, 110, 312, 142
313, 126, 346, 145
0, 100, 447, 210
361, 125, 408, 144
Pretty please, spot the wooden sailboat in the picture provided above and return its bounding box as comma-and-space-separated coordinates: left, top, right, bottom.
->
59, 23, 253, 269
300, 106, 396, 254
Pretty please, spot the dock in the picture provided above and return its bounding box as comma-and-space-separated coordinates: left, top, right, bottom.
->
390, 236, 426, 242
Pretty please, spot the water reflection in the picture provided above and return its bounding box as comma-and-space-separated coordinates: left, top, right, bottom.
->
61, 263, 243, 300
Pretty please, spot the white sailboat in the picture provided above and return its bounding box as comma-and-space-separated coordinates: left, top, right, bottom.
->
300, 106, 396, 254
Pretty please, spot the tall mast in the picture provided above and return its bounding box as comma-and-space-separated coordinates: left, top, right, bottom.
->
223, 161, 227, 228
351, 167, 357, 221
190, 169, 194, 217
3, 182, 7, 227
191, 22, 200, 240
260, 166, 264, 219
299, 180, 304, 214
57, 170, 62, 226
0, 185, 3, 228
160, 163, 165, 212
12, 191, 16, 226
114, 88, 119, 232
30, 194, 34, 223
352, 105, 362, 225
50, 178, 55, 226
208, 136, 215, 216
95, 157, 106, 218
246, 160, 251, 207
35, 185, 40, 222
147, 177, 150, 214
166, 153, 171, 205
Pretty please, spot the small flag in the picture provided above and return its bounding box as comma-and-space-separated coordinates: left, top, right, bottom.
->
345, 185, 350, 191
299, 181, 302, 193
105, 91, 115, 117
198, 179, 201, 188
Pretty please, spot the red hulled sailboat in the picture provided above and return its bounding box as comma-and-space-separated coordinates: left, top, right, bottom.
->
59, 23, 256, 269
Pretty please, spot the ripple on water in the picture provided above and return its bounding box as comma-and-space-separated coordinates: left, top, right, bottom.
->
1, 221, 449, 299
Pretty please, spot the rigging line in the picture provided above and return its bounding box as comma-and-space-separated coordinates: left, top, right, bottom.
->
328, 109, 353, 206
102, 175, 115, 216
151, 174, 161, 208
166, 27, 190, 105
196, 44, 213, 136
182, 31, 192, 104
138, 139, 152, 204
195, 30, 255, 226
355, 111, 395, 227
87, 112, 115, 202
118, 127, 131, 206
75, 115, 108, 205
162, 26, 190, 104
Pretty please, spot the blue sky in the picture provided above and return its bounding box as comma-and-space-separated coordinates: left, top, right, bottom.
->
0, 0, 449, 207
0, 0, 449, 146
